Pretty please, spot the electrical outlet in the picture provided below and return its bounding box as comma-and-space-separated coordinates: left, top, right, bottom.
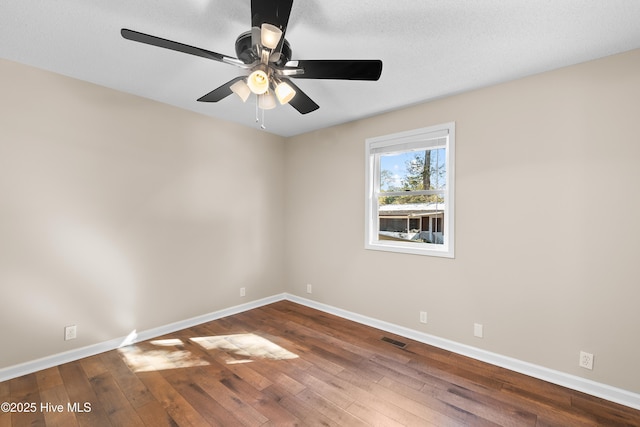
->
473, 323, 483, 338
579, 351, 594, 370
306, 284, 312, 294
240, 287, 246, 297
419, 311, 428, 324
64, 325, 77, 341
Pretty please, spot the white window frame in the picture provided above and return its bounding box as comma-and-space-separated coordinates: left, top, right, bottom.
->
365, 122, 455, 258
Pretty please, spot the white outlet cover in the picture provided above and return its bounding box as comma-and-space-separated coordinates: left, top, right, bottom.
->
579, 351, 594, 370
419, 311, 428, 324
65, 325, 77, 340
474, 323, 483, 338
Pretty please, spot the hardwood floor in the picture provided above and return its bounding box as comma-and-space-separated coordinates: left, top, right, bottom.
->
1, 300, 639, 426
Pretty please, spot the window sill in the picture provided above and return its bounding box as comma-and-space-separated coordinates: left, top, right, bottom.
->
365, 241, 454, 258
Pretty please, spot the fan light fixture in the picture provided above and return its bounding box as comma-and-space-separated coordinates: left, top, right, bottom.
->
275, 80, 296, 105
258, 92, 277, 110
260, 23, 282, 50
230, 80, 251, 102
247, 69, 269, 94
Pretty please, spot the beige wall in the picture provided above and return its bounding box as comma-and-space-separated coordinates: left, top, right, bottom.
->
0, 59, 285, 368
284, 49, 640, 393
2, 48, 639, 395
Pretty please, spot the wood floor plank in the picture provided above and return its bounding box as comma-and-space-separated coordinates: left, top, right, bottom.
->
8, 374, 45, 427
133, 401, 179, 427
299, 355, 456, 426
180, 365, 269, 426
34, 368, 64, 392
216, 370, 301, 425
79, 355, 109, 380
35, 366, 79, 427
2, 299, 639, 426
160, 371, 239, 427
249, 361, 307, 396
0, 411, 10, 427
343, 383, 446, 427
0, 379, 10, 427
496, 380, 596, 426
296, 388, 369, 427
345, 399, 406, 427
364, 355, 428, 391
500, 379, 572, 408
37, 384, 80, 427
89, 371, 145, 427
570, 393, 640, 426
388, 354, 540, 425
430, 382, 537, 426
266, 302, 414, 361
184, 333, 276, 393
534, 410, 605, 427
99, 349, 156, 410
295, 368, 356, 409
137, 370, 213, 427
220, 360, 273, 392
260, 383, 339, 426
57, 363, 111, 427
406, 353, 505, 394
357, 375, 469, 427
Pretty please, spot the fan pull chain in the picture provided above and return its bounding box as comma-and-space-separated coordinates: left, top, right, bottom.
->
255, 97, 259, 124
254, 96, 266, 130
251, 95, 268, 130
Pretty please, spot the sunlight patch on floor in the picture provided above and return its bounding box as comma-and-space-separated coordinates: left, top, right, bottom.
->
118, 341, 210, 373
149, 338, 184, 346
191, 333, 298, 363
118, 333, 298, 372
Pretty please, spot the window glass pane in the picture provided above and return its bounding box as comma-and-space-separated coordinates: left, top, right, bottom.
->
379, 148, 446, 192
377, 195, 445, 244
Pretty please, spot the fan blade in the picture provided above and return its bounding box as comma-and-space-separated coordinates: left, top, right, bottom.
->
121, 29, 243, 66
197, 76, 246, 102
251, 0, 294, 33
288, 60, 383, 81
285, 80, 319, 114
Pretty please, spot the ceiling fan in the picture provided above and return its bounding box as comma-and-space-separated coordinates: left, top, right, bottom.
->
121, 0, 383, 117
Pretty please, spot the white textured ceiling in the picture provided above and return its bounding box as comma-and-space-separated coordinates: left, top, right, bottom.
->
2, 0, 640, 137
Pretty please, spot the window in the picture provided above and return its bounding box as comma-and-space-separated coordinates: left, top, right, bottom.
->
365, 122, 455, 257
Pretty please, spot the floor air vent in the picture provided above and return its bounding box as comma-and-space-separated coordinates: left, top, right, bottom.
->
381, 336, 407, 349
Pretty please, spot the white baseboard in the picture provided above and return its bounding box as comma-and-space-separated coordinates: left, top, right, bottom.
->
0, 293, 286, 383
2, 292, 639, 411
284, 293, 640, 411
